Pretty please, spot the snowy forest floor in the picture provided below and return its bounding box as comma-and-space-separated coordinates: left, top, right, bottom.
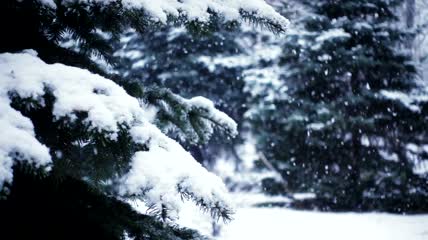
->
176, 192, 428, 240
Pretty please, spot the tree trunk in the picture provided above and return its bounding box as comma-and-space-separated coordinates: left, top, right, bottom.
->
348, 71, 364, 209
405, 0, 416, 29
405, 0, 416, 49
350, 129, 363, 209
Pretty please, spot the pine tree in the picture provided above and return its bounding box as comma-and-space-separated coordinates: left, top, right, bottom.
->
0, 0, 289, 239
251, 0, 428, 212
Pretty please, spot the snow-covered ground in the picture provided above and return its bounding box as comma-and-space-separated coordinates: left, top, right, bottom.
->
176, 193, 428, 240
219, 206, 428, 240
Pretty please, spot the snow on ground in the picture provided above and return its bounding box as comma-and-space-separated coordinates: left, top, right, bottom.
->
219, 206, 428, 240
177, 192, 428, 240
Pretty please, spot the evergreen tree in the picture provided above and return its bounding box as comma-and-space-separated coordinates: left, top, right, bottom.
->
251, 0, 428, 212
109, 22, 250, 166
0, 0, 289, 239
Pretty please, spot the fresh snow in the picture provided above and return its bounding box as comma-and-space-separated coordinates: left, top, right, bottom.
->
37, 0, 289, 30
198, 35, 283, 71
119, 123, 232, 220
0, 51, 233, 219
405, 143, 428, 175
175, 192, 428, 240
0, 99, 51, 188
378, 150, 399, 162
0, 51, 148, 137
315, 29, 351, 42
307, 122, 326, 131
218, 206, 428, 240
312, 28, 351, 50
380, 90, 428, 112
186, 96, 238, 137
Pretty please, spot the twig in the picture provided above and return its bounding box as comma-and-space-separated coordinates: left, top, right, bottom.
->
258, 152, 293, 199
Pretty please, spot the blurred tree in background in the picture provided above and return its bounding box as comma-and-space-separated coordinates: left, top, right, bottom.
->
251, 0, 428, 213
109, 22, 250, 166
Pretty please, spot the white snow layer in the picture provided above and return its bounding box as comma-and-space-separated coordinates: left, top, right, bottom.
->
0, 100, 51, 188
380, 90, 428, 112
37, 0, 289, 29
186, 96, 238, 136
312, 28, 351, 50
218, 207, 428, 240
0, 51, 232, 219
175, 193, 428, 240
119, 123, 232, 219
315, 29, 351, 42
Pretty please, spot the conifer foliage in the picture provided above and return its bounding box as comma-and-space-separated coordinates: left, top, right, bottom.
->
0, 0, 288, 239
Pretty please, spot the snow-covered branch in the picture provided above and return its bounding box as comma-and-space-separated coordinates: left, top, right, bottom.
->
145, 87, 238, 145
0, 51, 232, 220
37, 0, 289, 32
